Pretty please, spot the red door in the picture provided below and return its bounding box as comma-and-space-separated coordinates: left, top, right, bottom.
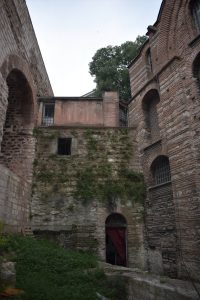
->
106, 227, 126, 266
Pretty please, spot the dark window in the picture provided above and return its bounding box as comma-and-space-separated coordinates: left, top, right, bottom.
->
142, 90, 160, 141
42, 103, 54, 125
119, 105, 128, 127
152, 156, 171, 185
146, 48, 153, 73
191, 0, 200, 33
58, 138, 72, 155
193, 52, 200, 85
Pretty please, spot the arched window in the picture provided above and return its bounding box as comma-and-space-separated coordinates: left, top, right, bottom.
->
142, 89, 160, 142
151, 156, 171, 185
190, 0, 200, 33
146, 48, 153, 73
105, 213, 127, 267
193, 52, 200, 83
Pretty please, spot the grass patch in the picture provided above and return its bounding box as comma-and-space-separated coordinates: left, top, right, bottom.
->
1, 236, 127, 300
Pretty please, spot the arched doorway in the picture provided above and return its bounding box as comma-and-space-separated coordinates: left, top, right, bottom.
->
105, 213, 127, 267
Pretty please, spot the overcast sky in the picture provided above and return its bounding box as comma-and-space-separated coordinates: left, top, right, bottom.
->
26, 0, 162, 96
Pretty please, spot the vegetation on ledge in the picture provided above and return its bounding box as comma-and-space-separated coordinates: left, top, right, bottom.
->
0, 235, 127, 300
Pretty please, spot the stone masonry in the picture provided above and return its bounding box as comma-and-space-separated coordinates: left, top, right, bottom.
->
0, 0, 200, 288
31, 126, 146, 270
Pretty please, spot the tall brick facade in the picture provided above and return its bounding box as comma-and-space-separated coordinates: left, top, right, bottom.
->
0, 0, 53, 232
128, 0, 200, 282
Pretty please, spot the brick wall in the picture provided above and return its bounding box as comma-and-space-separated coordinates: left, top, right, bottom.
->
38, 92, 119, 127
128, 0, 200, 281
0, 0, 53, 231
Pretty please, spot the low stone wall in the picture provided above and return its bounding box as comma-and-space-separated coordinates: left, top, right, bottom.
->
100, 263, 200, 300
0, 164, 31, 232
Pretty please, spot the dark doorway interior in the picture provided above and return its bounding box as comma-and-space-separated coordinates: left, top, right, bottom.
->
105, 213, 127, 267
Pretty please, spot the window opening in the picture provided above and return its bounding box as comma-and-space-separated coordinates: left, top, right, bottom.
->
42, 103, 54, 125
146, 48, 153, 73
57, 138, 72, 155
142, 90, 160, 141
119, 105, 128, 127
191, 0, 200, 33
152, 156, 171, 185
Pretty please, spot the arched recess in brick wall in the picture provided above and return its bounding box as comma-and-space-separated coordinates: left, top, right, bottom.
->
146, 155, 177, 278
192, 52, 200, 83
105, 213, 127, 267
0, 68, 34, 179
142, 89, 160, 143
150, 155, 171, 186
189, 0, 200, 34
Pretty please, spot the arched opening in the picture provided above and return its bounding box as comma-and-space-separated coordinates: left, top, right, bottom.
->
190, 0, 200, 34
1, 69, 34, 177
146, 48, 153, 73
142, 89, 160, 142
193, 52, 200, 87
105, 213, 127, 267
151, 155, 171, 185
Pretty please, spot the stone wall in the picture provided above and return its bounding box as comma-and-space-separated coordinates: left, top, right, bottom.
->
128, 0, 200, 281
0, 0, 53, 231
31, 127, 146, 269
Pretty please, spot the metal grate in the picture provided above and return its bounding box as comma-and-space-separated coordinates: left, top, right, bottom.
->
154, 157, 171, 185
42, 103, 54, 126
42, 116, 54, 126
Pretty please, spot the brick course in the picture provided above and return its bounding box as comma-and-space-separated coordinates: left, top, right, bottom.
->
128, 0, 200, 281
0, 0, 52, 231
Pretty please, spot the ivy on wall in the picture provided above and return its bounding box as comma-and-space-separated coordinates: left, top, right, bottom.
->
33, 128, 145, 208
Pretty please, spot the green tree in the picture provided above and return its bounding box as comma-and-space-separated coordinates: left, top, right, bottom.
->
89, 35, 147, 102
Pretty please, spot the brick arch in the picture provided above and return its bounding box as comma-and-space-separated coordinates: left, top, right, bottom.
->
161, 1, 195, 58
171, 0, 199, 55
156, 0, 176, 59
0, 54, 37, 112
146, 151, 169, 171
139, 82, 159, 101
192, 51, 200, 78
189, 51, 200, 94
165, 0, 180, 55
0, 55, 36, 179
150, 155, 171, 186
185, 0, 200, 36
